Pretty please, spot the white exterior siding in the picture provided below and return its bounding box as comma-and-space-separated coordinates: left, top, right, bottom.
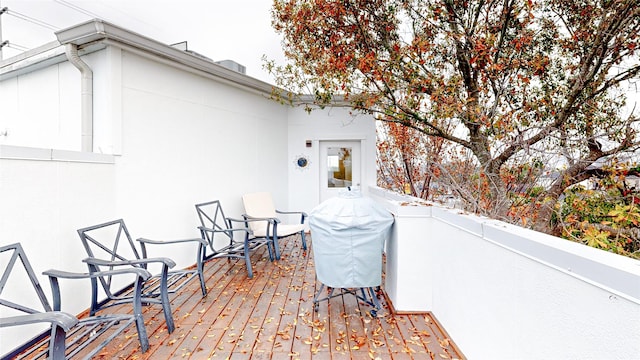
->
0, 153, 117, 350
113, 49, 291, 241
0, 43, 286, 350
0, 61, 81, 150
287, 105, 377, 215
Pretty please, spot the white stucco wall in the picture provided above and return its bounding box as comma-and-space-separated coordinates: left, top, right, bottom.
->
0, 28, 379, 353
0, 60, 81, 150
0, 44, 292, 353
112, 50, 290, 241
1, 45, 291, 253
371, 187, 640, 360
0, 150, 116, 352
287, 105, 376, 215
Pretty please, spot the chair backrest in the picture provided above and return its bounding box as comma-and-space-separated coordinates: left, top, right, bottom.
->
242, 192, 276, 233
77, 219, 142, 296
195, 200, 233, 246
0, 243, 52, 315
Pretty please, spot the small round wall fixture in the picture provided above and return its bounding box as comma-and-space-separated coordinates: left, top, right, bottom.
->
294, 154, 311, 170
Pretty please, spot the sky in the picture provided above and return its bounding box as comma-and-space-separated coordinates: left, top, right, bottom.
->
1, 0, 638, 109
0, 0, 285, 84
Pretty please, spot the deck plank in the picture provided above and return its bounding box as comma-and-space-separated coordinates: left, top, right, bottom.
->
272, 242, 309, 358
66, 234, 464, 360
290, 247, 321, 359
227, 256, 280, 357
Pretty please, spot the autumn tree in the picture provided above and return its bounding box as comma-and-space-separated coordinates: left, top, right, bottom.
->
554, 158, 640, 258
267, 0, 640, 234
377, 120, 453, 200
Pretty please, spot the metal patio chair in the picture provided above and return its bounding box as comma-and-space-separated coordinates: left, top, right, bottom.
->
0, 242, 150, 359
76, 219, 208, 334
195, 200, 273, 278
241, 192, 307, 260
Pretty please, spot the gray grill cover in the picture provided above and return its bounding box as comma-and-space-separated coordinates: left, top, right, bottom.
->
309, 190, 394, 288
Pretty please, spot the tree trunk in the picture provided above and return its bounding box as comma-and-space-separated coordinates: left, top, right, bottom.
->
533, 183, 564, 235
533, 163, 594, 234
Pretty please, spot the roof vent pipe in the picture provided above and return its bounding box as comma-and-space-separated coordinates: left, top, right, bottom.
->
65, 43, 93, 152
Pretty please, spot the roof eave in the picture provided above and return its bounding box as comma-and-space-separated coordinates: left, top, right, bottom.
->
55, 19, 276, 95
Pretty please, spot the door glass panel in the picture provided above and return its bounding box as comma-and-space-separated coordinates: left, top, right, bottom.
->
327, 147, 352, 188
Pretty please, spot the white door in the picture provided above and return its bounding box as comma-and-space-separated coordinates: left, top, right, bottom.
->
319, 141, 361, 202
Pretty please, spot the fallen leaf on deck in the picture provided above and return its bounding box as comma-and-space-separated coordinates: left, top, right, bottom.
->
439, 338, 451, 348
350, 334, 367, 347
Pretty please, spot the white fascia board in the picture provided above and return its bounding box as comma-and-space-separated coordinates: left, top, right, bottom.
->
0, 42, 66, 81
54, 19, 276, 95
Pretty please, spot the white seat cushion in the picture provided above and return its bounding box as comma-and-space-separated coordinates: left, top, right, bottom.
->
251, 223, 305, 238
242, 192, 304, 238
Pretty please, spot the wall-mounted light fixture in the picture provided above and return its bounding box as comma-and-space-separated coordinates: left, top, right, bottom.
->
294, 154, 311, 170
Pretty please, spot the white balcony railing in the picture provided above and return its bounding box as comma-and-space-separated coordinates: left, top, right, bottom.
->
370, 186, 640, 360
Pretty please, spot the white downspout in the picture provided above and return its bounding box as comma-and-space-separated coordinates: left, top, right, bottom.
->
65, 43, 93, 152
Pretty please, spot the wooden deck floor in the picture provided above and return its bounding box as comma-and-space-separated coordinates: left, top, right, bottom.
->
94, 235, 464, 360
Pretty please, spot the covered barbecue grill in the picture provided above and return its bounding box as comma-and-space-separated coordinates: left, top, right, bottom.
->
309, 189, 394, 316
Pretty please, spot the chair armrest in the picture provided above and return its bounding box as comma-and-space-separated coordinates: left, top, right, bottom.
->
82, 256, 176, 269
136, 238, 205, 265
43, 267, 152, 312
226, 216, 252, 223
276, 209, 308, 223
276, 209, 308, 217
43, 267, 152, 281
137, 237, 208, 247
0, 312, 78, 332
241, 214, 280, 224
197, 225, 252, 235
